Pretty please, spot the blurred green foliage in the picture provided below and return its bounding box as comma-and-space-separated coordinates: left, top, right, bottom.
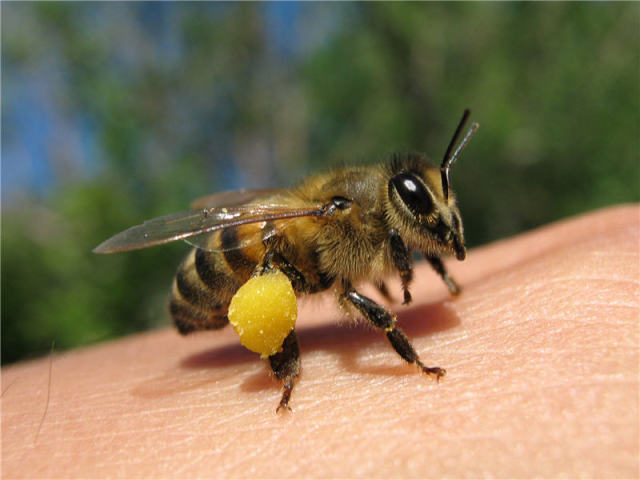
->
2, 3, 638, 364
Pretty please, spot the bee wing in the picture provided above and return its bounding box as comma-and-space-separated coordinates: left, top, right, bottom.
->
93, 202, 328, 254
184, 216, 300, 252
190, 188, 285, 209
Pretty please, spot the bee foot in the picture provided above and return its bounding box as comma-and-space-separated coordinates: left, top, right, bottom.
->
402, 289, 412, 305
419, 364, 446, 382
447, 280, 462, 296
276, 402, 293, 414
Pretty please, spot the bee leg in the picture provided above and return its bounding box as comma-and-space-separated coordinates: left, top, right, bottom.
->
261, 248, 311, 293
388, 229, 413, 305
342, 288, 445, 380
375, 281, 395, 304
425, 255, 461, 295
274, 256, 308, 293
269, 329, 300, 413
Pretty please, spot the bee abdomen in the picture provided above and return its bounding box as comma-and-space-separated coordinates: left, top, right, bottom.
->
195, 248, 243, 294
169, 225, 270, 335
169, 247, 240, 335
220, 226, 258, 279
176, 267, 224, 311
169, 296, 227, 334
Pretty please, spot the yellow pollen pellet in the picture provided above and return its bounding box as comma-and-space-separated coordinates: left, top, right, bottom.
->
228, 270, 297, 358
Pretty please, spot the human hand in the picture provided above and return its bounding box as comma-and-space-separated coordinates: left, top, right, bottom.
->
2, 205, 637, 478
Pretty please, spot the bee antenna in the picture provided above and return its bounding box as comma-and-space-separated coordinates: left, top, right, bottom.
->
441, 109, 479, 201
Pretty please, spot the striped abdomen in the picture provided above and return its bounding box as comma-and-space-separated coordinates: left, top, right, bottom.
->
169, 224, 266, 334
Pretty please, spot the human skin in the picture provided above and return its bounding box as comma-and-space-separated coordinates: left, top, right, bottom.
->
2, 205, 638, 479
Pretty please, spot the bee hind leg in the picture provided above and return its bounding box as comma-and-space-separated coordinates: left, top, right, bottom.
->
268, 329, 300, 413
341, 287, 445, 380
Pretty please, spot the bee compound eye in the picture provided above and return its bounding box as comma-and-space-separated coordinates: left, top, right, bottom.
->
390, 173, 433, 216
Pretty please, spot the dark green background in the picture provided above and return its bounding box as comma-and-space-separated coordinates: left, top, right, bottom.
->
2, 3, 638, 364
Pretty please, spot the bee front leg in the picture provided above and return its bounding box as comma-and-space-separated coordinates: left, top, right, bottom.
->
388, 229, 413, 305
268, 329, 300, 413
341, 287, 445, 380
424, 255, 461, 296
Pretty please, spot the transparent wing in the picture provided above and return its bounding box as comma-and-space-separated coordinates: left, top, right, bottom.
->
184, 216, 301, 252
190, 188, 285, 209
93, 202, 329, 254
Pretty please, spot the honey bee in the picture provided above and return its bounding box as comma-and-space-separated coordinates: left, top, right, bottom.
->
94, 110, 479, 412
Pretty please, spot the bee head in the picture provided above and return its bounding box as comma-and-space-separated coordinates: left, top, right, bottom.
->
385, 111, 478, 261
